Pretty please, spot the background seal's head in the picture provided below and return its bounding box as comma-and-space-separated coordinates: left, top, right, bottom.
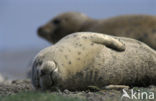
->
37, 12, 89, 43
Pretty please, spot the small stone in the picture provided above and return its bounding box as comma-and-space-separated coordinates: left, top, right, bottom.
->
64, 89, 70, 94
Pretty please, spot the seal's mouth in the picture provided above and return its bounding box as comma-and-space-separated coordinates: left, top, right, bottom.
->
50, 72, 56, 86
37, 27, 53, 42
39, 71, 57, 90
39, 75, 52, 90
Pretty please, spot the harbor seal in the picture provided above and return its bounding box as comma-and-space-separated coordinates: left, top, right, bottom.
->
37, 12, 156, 49
32, 32, 156, 91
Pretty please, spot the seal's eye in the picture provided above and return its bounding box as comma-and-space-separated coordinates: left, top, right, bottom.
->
53, 19, 60, 25
38, 61, 42, 66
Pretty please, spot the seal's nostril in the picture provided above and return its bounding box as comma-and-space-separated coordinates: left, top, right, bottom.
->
38, 27, 43, 34
37, 27, 46, 37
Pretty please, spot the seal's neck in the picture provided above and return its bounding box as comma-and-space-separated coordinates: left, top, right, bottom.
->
79, 18, 99, 31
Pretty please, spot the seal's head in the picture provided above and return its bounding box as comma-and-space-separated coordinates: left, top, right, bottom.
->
38, 61, 59, 90
37, 12, 89, 43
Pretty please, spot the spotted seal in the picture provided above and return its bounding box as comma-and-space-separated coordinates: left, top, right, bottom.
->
32, 32, 156, 90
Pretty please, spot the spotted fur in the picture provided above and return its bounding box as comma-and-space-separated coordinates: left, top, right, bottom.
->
32, 32, 156, 91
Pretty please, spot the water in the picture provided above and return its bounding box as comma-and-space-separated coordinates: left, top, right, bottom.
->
0, 0, 156, 79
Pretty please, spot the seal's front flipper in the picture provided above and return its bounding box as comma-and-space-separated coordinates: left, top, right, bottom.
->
88, 33, 126, 51
105, 85, 129, 90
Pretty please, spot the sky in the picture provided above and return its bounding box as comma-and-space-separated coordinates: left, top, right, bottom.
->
0, 0, 156, 50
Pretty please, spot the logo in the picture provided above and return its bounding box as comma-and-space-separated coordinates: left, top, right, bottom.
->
121, 89, 155, 100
